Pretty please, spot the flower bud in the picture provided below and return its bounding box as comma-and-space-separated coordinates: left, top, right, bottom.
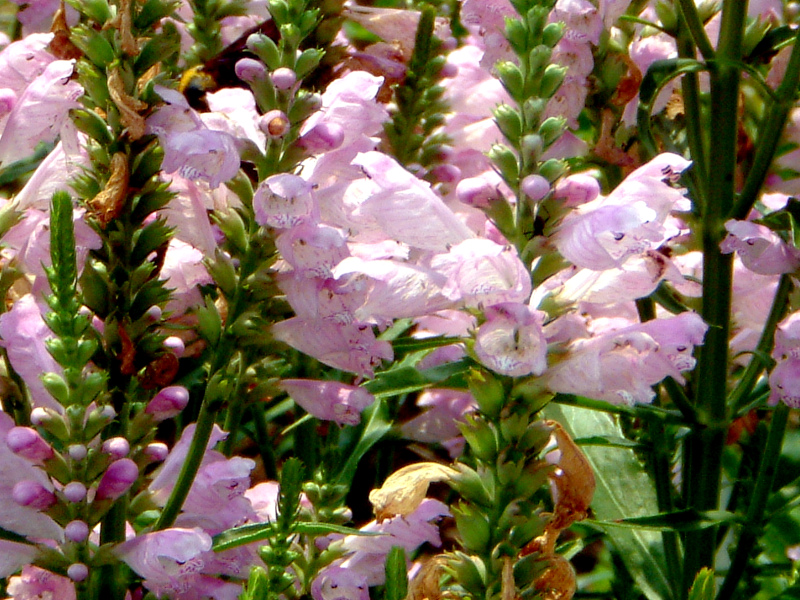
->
7, 427, 54, 463
64, 482, 87, 502
145, 305, 162, 322
495, 61, 524, 100
69, 444, 88, 461
65, 520, 90, 542
271, 67, 297, 90
101, 437, 130, 459
12, 480, 56, 510
85, 405, 116, 439
96, 459, 138, 501
258, 109, 290, 139
235, 57, 267, 82
41, 373, 70, 405
521, 174, 550, 202
163, 336, 185, 358
540, 64, 567, 99
456, 177, 500, 208
542, 22, 565, 48
299, 122, 345, 152
430, 164, 461, 184
67, 563, 89, 582
494, 104, 523, 141
144, 442, 168, 462
145, 386, 190, 420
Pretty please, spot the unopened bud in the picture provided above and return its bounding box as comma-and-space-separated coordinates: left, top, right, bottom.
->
30, 407, 69, 441
163, 336, 185, 358
144, 442, 168, 462
68, 444, 88, 461
300, 122, 345, 152
12, 480, 56, 510
96, 459, 138, 500
65, 520, 90, 542
521, 174, 550, 202
235, 58, 267, 82
64, 481, 87, 502
456, 177, 500, 208
67, 563, 89, 582
101, 437, 130, 459
6, 427, 54, 463
145, 386, 190, 420
271, 67, 297, 90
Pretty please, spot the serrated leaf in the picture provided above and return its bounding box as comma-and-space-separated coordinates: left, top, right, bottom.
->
688, 568, 715, 600
544, 403, 675, 600
592, 509, 737, 532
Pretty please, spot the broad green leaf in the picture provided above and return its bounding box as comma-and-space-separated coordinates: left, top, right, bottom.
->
336, 398, 393, 487
574, 435, 644, 449
688, 568, 715, 600
545, 403, 674, 600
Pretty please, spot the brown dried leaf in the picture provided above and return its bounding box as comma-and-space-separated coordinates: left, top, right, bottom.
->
534, 555, 576, 600
106, 0, 138, 55
87, 152, 129, 227
107, 67, 147, 140
141, 353, 179, 389
369, 462, 457, 520
118, 323, 136, 376
546, 421, 595, 531
49, 1, 82, 60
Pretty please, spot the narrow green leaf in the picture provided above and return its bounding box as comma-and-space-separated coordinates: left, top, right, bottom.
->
294, 522, 382, 537
591, 509, 738, 532
384, 546, 408, 600
544, 404, 674, 600
213, 522, 276, 552
336, 399, 392, 487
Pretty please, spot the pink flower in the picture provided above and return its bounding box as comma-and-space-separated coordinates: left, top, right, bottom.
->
271, 317, 393, 378
431, 238, 531, 307
281, 379, 376, 426
276, 223, 349, 277
253, 174, 317, 229
349, 152, 473, 252
159, 239, 213, 315
146, 386, 190, 420
400, 389, 477, 457
0, 412, 62, 541
0, 33, 55, 97
474, 303, 548, 377
6, 565, 75, 599
552, 0, 603, 45
115, 528, 243, 600
0, 294, 63, 412
0, 59, 82, 166
769, 357, 800, 407
546, 312, 708, 405
460, 0, 517, 69
147, 86, 240, 189
720, 219, 800, 275
312, 567, 369, 600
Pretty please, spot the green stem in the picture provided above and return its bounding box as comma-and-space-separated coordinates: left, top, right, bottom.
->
733, 26, 800, 220
682, 1, 747, 594
730, 274, 793, 414
250, 403, 278, 480
716, 403, 790, 600
675, 6, 708, 208
675, 0, 716, 60
221, 358, 249, 457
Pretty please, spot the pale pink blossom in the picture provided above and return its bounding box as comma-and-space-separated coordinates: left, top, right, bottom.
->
720, 219, 800, 275
474, 303, 548, 377
281, 379, 376, 426
6, 565, 75, 598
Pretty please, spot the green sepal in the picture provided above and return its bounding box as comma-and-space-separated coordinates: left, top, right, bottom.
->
452, 503, 491, 554
196, 295, 223, 345
41, 373, 71, 405
539, 64, 567, 99
521, 97, 547, 127
521, 134, 543, 162
494, 104, 523, 145
495, 61, 525, 101
131, 186, 173, 223
74, 371, 107, 406
213, 208, 248, 255
504, 17, 529, 56
248, 33, 281, 71
688, 568, 715, 600
134, 0, 179, 29
295, 48, 324, 78
79, 259, 110, 316
487, 144, 520, 185
49, 191, 78, 300
135, 28, 181, 75
384, 546, 408, 600
297, 9, 321, 38
653, 1, 678, 34
508, 517, 543, 551
446, 552, 487, 595
287, 90, 322, 124
240, 566, 269, 600
541, 21, 564, 48
205, 249, 238, 298
267, 0, 290, 26
539, 116, 566, 147
131, 219, 172, 264
459, 415, 498, 462
130, 147, 166, 190
129, 278, 171, 320
539, 158, 566, 182
468, 369, 505, 419
527, 45, 552, 81
66, 0, 113, 24
71, 27, 116, 69
84, 404, 115, 439
75, 61, 111, 108
70, 109, 114, 145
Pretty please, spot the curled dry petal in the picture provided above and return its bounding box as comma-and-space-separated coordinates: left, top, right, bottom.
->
407, 556, 449, 600
547, 421, 595, 531
368, 462, 457, 521
534, 554, 577, 600
87, 152, 129, 227
107, 66, 147, 139
106, 0, 138, 55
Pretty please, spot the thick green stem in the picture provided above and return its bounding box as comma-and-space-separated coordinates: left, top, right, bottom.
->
675, 0, 715, 60
716, 403, 790, 600
682, 1, 747, 594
